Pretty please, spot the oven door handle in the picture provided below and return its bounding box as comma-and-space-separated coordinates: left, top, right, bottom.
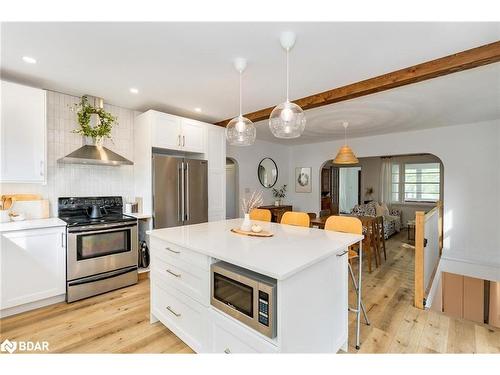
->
68, 223, 137, 235
67, 266, 138, 286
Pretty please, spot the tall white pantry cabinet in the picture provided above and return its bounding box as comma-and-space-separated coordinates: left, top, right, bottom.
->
134, 110, 226, 223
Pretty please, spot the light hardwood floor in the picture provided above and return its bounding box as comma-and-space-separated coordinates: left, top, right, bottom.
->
1, 231, 499, 353
347, 231, 500, 353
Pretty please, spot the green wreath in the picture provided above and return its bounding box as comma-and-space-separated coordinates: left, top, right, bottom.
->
73, 96, 117, 141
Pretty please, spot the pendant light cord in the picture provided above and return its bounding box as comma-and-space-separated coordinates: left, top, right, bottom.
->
286, 48, 290, 102
239, 70, 242, 116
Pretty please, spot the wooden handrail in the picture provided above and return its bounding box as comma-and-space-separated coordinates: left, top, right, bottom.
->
414, 200, 444, 309
414, 211, 425, 309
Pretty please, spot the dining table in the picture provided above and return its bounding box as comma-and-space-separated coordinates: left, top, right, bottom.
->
310, 214, 381, 272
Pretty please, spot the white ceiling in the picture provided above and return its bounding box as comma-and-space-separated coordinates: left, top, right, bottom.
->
255, 62, 500, 144
1, 22, 499, 145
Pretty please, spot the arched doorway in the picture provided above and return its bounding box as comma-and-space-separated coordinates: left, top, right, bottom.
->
225, 158, 239, 219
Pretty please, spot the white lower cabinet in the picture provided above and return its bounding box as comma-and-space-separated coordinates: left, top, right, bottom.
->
210, 309, 279, 354
150, 237, 279, 353
0, 226, 66, 312
151, 255, 209, 307
151, 280, 208, 353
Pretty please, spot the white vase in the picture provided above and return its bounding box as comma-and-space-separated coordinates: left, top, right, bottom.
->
274, 200, 280, 206
241, 213, 252, 232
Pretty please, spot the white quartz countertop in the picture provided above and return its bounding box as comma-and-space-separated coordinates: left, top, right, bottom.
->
0, 218, 67, 233
148, 218, 363, 280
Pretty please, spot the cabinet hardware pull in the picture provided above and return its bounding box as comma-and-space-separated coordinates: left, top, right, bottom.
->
165, 247, 180, 254
177, 135, 181, 146
166, 269, 181, 278
61, 232, 64, 248
166, 306, 181, 317
182, 135, 185, 147
336, 250, 349, 257
40, 160, 44, 176
224, 348, 231, 354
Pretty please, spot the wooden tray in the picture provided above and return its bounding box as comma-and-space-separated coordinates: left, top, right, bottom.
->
230, 228, 273, 237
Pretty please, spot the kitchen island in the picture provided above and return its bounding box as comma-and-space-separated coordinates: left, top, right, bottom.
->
148, 218, 362, 353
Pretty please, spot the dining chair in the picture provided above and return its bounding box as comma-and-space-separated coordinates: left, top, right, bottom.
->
325, 215, 370, 350
280, 211, 310, 227
375, 216, 387, 261
307, 212, 317, 220
319, 209, 331, 217
249, 208, 272, 222
358, 218, 375, 273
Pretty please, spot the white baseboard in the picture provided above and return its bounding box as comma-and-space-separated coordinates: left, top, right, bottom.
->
0, 294, 66, 318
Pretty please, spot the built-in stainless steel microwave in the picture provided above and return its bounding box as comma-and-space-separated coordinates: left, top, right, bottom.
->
211, 261, 277, 338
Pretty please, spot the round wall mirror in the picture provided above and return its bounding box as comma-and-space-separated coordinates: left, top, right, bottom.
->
258, 158, 278, 188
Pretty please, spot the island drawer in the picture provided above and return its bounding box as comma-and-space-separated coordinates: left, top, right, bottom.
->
210, 309, 279, 353
151, 254, 209, 306
151, 280, 208, 353
149, 237, 209, 270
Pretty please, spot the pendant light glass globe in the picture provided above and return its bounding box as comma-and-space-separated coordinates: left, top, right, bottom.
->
269, 31, 306, 139
269, 100, 306, 138
226, 57, 256, 146
225, 115, 256, 146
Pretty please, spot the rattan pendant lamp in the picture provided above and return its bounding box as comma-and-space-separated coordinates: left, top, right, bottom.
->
333, 121, 359, 165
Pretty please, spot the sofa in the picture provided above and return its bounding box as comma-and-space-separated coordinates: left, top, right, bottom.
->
351, 202, 401, 239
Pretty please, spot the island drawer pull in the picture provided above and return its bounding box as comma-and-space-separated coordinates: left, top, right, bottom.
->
166, 247, 181, 254
224, 348, 231, 354
336, 250, 349, 257
166, 306, 181, 317
166, 269, 181, 278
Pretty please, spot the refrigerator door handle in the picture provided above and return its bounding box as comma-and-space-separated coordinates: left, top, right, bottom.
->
185, 162, 190, 221
178, 162, 184, 222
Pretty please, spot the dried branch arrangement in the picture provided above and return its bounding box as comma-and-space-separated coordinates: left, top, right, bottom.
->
241, 191, 263, 214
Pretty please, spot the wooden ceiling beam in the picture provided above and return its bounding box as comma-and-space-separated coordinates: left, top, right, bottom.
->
214, 41, 500, 127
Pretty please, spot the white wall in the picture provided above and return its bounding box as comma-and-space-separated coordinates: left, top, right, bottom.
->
287, 120, 500, 266
0, 91, 137, 216
358, 157, 381, 203
227, 139, 290, 217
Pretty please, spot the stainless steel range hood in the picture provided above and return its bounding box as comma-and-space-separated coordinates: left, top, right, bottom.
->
58, 145, 133, 166
57, 96, 133, 166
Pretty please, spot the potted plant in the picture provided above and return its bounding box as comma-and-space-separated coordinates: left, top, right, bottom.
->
240, 191, 263, 231
272, 184, 287, 206
72, 96, 117, 146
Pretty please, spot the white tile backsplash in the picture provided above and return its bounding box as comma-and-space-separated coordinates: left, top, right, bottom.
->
0, 91, 137, 216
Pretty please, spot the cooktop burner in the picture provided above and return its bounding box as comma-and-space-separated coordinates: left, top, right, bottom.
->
58, 196, 137, 227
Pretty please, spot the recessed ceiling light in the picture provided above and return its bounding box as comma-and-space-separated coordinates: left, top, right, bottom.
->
194, 107, 202, 113
129, 88, 139, 94
22, 56, 37, 64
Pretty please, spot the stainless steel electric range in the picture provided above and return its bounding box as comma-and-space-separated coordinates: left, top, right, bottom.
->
58, 196, 138, 302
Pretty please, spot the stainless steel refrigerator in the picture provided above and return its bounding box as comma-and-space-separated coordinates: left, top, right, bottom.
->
152, 154, 208, 229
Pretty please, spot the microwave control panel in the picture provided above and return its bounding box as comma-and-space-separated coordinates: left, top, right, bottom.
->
258, 291, 269, 326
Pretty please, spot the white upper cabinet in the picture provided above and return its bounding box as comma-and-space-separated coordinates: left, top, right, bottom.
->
149, 110, 206, 153
181, 118, 206, 153
1, 80, 47, 183
152, 111, 182, 150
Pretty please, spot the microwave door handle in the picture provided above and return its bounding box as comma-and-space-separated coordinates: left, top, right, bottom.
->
185, 162, 189, 221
